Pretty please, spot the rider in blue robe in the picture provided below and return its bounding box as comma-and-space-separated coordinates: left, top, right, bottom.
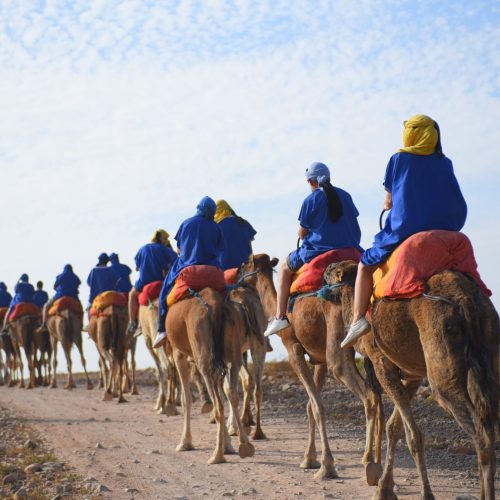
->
87, 253, 119, 305
154, 196, 223, 347
33, 281, 49, 309
215, 200, 257, 270
109, 253, 133, 294
0, 283, 12, 308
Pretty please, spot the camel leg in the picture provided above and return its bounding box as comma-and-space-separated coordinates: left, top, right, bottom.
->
50, 336, 58, 388
205, 377, 226, 464
239, 361, 254, 429
25, 347, 36, 389
250, 342, 267, 440
75, 334, 93, 390
102, 352, 114, 401
287, 342, 337, 480
147, 343, 168, 412
62, 336, 75, 389
117, 354, 126, 403
174, 352, 194, 451
158, 349, 178, 415
17, 349, 25, 388
192, 364, 213, 415
372, 356, 432, 500
300, 364, 327, 470
130, 344, 138, 395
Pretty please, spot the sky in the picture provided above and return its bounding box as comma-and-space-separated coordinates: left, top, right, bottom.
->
0, 0, 499, 372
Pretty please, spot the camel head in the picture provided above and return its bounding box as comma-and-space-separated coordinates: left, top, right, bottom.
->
241, 254, 278, 280
324, 260, 358, 286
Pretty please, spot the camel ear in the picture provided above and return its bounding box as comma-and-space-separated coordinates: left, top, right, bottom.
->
248, 254, 254, 267
270, 257, 279, 268
324, 262, 345, 284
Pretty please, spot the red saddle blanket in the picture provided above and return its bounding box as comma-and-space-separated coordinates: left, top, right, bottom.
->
290, 248, 362, 295
48, 297, 83, 316
9, 303, 39, 321
0, 307, 8, 323
372, 230, 491, 300
89, 291, 128, 318
167, 265, 226, 307
138, 281, 163, 306
224, 268, 239, 285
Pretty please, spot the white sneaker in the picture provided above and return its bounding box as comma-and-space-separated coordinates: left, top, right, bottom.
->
153, 331, 168, 348
264, 317, 291, 337
341, 317, 371, 349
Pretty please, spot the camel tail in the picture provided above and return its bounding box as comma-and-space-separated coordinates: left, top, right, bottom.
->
110, 306, 125, 366
364, 357, 382, 397
239, 299, 265, 345
458, 289, 499, 433
210, 296, 227, 378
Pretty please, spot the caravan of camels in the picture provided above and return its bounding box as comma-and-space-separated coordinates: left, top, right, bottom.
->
0, 115, 498, 499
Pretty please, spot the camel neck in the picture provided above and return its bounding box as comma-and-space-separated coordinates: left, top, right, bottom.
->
256, 275, 277, 319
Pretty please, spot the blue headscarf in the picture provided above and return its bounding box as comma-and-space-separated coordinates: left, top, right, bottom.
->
305, 162, 331, 186
20, 273, 29, 283
0, 282, 6, 290
109, 253, 119, 264
195, 196, 216, 220
97, 253, 109, 266
63, 264, 73, 273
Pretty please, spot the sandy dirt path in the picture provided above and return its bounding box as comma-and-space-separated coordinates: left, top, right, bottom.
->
0, 379, 490, 500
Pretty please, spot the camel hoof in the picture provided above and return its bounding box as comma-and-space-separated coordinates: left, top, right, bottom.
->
118, 396, 127, 403
207, 455, 226, 465
200, 402, 213, 414
64, 385, 72, 390
224, 444, 237, 455
252, 428, 267, 440
208, 415, 216, 424
366, 462, 383, 486
228, 427, 238, 437
87, 382, 94, 390
50, 383, 57, 389
300, 458, 321, 469
238, 443, 255, 459
102, 391, 113, 401
176, 442, 194, 452
313, 465, 338, 480
165, 405, 179, 417
131, 389, 139, 395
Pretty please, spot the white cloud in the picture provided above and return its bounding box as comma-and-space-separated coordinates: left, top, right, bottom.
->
0, 0, 498, 368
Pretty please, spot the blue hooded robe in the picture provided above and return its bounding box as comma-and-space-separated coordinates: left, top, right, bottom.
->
54, 265, 81, 300
109, 253, 133, 293
218, 216, 257, 270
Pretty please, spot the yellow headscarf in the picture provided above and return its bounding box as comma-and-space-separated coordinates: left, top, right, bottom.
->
214, 200, 235, 224
399, 114, 438, 156
151, 229, 171, 247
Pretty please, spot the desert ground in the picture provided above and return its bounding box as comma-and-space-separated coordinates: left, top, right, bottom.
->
0, 364, 496, 500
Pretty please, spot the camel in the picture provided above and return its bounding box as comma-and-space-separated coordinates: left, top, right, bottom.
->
9, 314, 38, 388
122, 333, 138, 395
240, 254, 383, 483
47, 308, 93, 390
33, 327, 52, 386
226, 279, 269, 439
88, 304, 129, 403
0, 334, 17, 386
166, 288, 254, 464
325, 261, 499, 500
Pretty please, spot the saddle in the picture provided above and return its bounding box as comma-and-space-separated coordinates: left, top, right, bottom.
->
48, 296, 83, 316
138, 281, 163, 306
167, 265, 226, 307
372, 230, 491, 300
89, 291, 128, 318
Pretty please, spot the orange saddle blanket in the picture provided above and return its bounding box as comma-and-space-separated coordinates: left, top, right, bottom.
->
138, 281, 163, 306
9, 303, 39, 321
167, 265, 226, 307
224, 268, 239, 285
372, 230, 491, 300
48, 297, 83, 316
290, 248, 362, 295
0, 307, 8, 323
89, 291, 128, 318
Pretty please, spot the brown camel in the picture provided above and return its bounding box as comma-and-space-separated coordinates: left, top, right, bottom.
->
226, 280, 269, 440
240, 254, 383, 482
47, 308, 93, 390
9, 314, 38, 388
88, 304, 129, 403
166, 288, 254, 464
325, 261, 499, 500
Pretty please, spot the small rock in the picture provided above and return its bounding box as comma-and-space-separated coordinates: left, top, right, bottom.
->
85, 476, 97, 482
116, 472, 126, 477
147, 449, 161, 455
222, 490, 236, 497
66, 422, 72, 425
104, 417, 111, 422
24, 463, 42, 474
125, 487, 139, 493
42, 462, 63, 471
281, 383, 291, 391
50, 496, 62, 500
132, 459, 140, 464
23, 439, 37, 449
173, 496, 188, 500
92, 483, 111, 493
154, 477, 166, 483
335, 479, 344, 483
242, 487, 257, 495
95, 442, 104, 449
13, 487, 28, 499
323, 495, 337, 499
3, 471, 25, 484
455, 496, 478, 500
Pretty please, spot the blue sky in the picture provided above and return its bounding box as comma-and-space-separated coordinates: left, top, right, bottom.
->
1, 0, 499, 370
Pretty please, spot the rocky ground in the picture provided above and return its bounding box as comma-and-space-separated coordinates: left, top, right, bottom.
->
0, 362, 497, 499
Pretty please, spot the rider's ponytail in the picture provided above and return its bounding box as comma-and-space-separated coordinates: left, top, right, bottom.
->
319, 180, 343, 223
